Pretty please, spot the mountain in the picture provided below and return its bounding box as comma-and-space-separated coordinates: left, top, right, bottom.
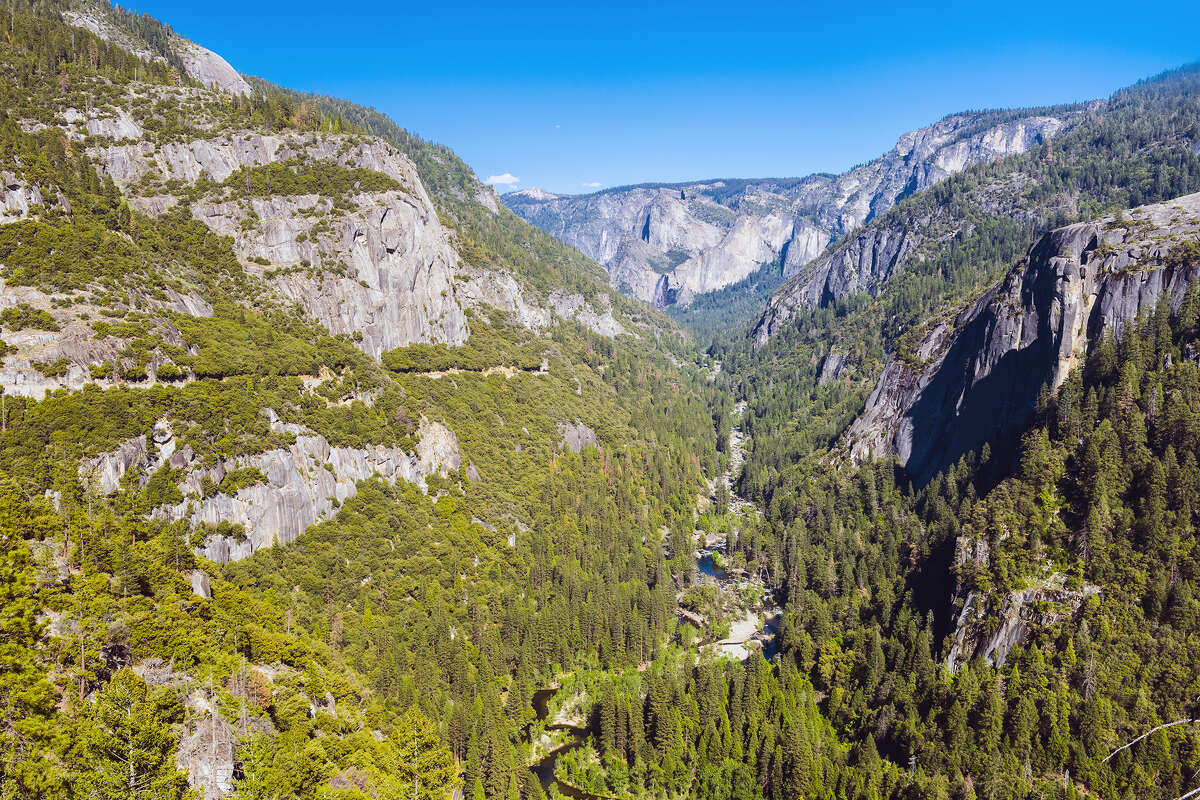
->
61, 3, 253, 96
0, 4, 725, 799
724, 64, 1200, 500
711, 187, 1200, 797
754, 65, 1200, 347
849, 191, 1200, 485
503, 107, 1080, 310
7, 2, 1200, 799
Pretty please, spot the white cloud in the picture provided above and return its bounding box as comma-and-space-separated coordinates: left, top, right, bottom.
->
485, 173, 520, 187
582, 181, 601, 188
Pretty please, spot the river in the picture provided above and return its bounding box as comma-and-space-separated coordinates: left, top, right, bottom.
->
528, 403, 778, 795
693, 401, 782, 660
529, 688, 602, 799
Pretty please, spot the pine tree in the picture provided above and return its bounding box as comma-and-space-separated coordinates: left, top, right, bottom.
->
0, 482, 60, 798
73, 668, 191, 800
376, 706, 457, 800
781, 715, 813, 798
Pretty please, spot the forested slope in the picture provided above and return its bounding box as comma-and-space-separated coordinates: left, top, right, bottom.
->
4, 2, 1200, 800
0, 3, 723, 799
731, 62, 1200, 502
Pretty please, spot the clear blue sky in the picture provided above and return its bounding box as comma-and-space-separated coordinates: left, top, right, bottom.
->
133, 0, 1197, 195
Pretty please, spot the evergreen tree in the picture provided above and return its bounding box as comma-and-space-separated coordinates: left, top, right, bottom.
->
371, 706, 458, 800
0, 481, 59, 798
72, 668, 191, 800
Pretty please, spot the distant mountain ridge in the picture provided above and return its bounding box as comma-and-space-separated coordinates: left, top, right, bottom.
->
504, 106, 1084, 308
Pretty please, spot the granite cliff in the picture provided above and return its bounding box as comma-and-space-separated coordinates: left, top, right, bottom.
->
504, 109, 1077, 307
846, 191, 1200, 484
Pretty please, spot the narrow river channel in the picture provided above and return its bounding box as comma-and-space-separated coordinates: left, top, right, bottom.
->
527, 400, 778, 796
529, 688, 602, 799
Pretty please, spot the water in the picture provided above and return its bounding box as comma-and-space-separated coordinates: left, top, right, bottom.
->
761, 612, 782, 660
528, 688, 602, 799
697, 551, 723, 578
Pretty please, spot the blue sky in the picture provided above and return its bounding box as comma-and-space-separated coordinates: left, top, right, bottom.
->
134, 0, 1197, 195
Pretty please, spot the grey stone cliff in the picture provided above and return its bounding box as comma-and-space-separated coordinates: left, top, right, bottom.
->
84, 414, 462, 563
64, 7, 252, 96
845, 191, 1200, 485
504, 110, 1076, 307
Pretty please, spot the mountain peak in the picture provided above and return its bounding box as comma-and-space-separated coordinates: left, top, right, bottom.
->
506, 186, 560, 201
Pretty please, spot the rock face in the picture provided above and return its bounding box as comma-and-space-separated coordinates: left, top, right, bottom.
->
845, 191, 1200, 485
1, 172, 45, 219
504, 110, 1077, 307
944, 531, 1099, 672
1, 101, 626, 395
86, 413, 462, 563
0, 279, 211, 398
416, 418, 461, 476
946, 570, 1099, 672
752, 223, 911, 344
64, 8, 251, 96
558, 421, 598, 454
177, 432, 426, 563
92, 131, 470, 355
176, 718, 236, 800
174, 39, 253, 96
81, 434, 151, 494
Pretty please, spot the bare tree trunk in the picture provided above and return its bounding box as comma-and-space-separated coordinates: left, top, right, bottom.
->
1104, 718, 1197, 763
128, 706, 136, 795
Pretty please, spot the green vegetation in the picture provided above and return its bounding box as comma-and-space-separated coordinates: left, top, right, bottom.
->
4, 3, 1200, 800
247, 78, 643, 304
382, 310, 543, 372
0, 303, 59, 331
552, 656, 855, 800
215, 466, 269, 496
0, 302, 723, 798
720, 62, 1200, 498
221, 159, 403, 204
73, 668, 193, 800
666, 260, 786, 346
0, 116, 251, 296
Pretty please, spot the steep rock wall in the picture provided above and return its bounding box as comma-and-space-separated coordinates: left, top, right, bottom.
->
85, 415, 462, 563
91, 131, 471, 353
845, 191, 1200, 485
505, 110, 1076, 307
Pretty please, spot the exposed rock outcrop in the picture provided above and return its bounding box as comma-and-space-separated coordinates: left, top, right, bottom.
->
416, 418, 461, 476
177, 433, 425, 563
81, 435, 151, 494
176, 718, 236, 800
946, 571, 1099, 672
456, 269, 626, 338
845, 191, 1200, 484
0, 283, 208, 397
64, 7, 251, 96
558, 421, 598, 454
817, 351, 847, 386
1, 172, 46, 220
188, 571, 212, 599
945, 525, 1099, 671
86, 412, 463, 563
505, 110, 1078, 307
755, 223, 919, 342
91, 132, 471, 354
174, 39, 253, 97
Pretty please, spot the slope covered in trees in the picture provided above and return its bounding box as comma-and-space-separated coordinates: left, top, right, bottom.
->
4, 2, 1200, 800
0, 3, 723, 799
